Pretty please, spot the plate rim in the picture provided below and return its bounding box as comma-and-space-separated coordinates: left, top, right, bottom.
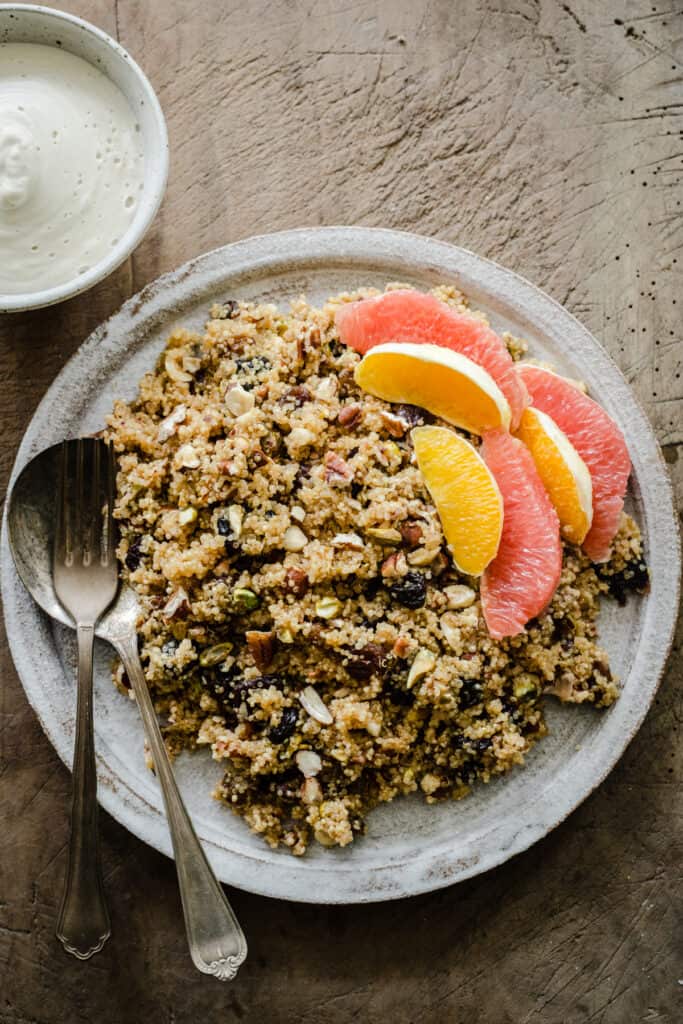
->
2, 226, 680, 903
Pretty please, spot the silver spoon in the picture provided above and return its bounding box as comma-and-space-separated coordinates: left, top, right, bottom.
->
7, 442, 248, 981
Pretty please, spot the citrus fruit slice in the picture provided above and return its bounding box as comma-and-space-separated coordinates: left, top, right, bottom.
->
517, 365, 631, 562
514, 406, 593, 545
336, 289, 529, 428
412, 426, 503, 575
354, 341, 511, 434
480, 429, 562, 639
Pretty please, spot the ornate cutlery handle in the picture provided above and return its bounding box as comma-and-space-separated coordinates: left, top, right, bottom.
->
114, 633, 247, 980
57, 622, 111, 959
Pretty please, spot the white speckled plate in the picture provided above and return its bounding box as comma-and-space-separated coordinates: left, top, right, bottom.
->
2, 228, 680, 903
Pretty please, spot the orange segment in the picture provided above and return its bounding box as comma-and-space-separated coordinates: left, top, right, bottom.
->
354, 341, 511, 435
514, 407, 593, 545
412, 426, 503, 576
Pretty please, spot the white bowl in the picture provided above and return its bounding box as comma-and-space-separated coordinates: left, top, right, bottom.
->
0, 4, 169, 313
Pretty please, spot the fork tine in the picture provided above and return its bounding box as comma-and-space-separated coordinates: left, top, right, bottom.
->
54, 440, 69, 566
104, 442, 117, 567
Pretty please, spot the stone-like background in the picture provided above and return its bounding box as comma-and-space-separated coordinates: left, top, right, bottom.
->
1, 2, 681, 1021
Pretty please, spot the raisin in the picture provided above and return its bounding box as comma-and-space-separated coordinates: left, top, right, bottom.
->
216, 299, 239, 319
125, 535, 143, 572
216, 518, 232, 536
345, 643, 385, 681
388, 571, 427, 609
458, 679, 484, 710
395, 403, 434, 427
269, 706, 299, 744
472, 737, 492, 754
599, 560, 650, 606
280, 385, 311, 407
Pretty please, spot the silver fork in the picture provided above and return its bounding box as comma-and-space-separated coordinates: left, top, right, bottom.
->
53, 438, 118, 959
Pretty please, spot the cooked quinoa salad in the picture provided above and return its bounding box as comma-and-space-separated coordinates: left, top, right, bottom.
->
107, 285, 648, 855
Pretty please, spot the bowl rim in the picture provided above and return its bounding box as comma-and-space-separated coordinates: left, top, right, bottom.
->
0, 2, 169, 313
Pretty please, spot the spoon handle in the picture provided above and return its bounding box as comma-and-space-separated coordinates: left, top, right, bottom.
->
114, 634, 247, 980
57, 622, 111, 959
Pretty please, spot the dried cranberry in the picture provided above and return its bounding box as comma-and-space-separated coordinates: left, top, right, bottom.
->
345, 643, 385, 681
388, 571, 427, 609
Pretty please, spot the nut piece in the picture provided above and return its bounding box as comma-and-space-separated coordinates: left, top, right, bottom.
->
157, 404, 187, 442
367, 527, 402, 545
295, 749, 323, 777
176, 443, 200, 469
338, 403, 362, 428
324, 451, 353, 483
315, 596, 342, 619
439, 612, 460, 650
233, 587, 260, 611
290, 505, 306, 523
246, 630, 274, 671
225, 505, 243, 539
380, 410, 407, 437
164, 350, 192, 383
315, 376, 337, 401
407, 547, 440, 567
285, 567, 309, 597
444, 585, 476, 609
225, 383, 255, 417
288, 427, 317, 447
331, 532, 364, 551
407, 648, 436, 688
299, 686, 334, 726
380, 551, 408, 578
178, 507, 198, 526
301, 777, 323, 804
162, 586, 190, 621
399, 521, 423, 548
199, 642, 233, 667
284, 525, 308, 551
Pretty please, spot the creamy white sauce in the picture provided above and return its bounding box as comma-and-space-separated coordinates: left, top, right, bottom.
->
0, 43, 145, 295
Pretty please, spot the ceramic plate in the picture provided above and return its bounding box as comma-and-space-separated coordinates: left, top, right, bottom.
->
2, 228, 680, 903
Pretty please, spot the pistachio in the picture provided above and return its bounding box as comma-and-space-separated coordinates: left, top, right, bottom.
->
233, 587, 260, 611
225, 383, 255, 417
157, 404, 186, 442
290, 505, 306, 523
444, 585, 476, 610
367, 526, 402, 545
513, 674, 539, 700
315, 596, 342, 619
176, 443, 200, 469
278, 627, 295, 644
331, 532, 364, 551
199, 642, 233, 667
178, 507, 197, 526
295, 749, 323, 777
299, 686, 334, 726
283, 525, 308, 551
407, 648, 436, 688
164, 350, 192, 383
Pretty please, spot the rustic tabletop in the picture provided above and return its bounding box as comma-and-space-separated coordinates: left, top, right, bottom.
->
1, 1, 681, 1021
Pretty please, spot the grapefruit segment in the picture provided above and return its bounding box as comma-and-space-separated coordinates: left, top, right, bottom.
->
517, 365, 631, 562
480, 430, 563, 639
411, 426, 503, 576
514, 407, 593, 545
354, 341, 511, 434
336, 289, 529, 428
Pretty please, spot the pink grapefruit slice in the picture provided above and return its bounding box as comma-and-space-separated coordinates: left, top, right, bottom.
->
335, 290, 529, 429
480, 430, 563, 639
517, 365, 631, 563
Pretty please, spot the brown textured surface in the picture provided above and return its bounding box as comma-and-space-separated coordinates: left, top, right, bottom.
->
0, 1, 681, 1021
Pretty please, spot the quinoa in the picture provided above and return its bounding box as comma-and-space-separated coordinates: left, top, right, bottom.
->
106, 284, 648, 855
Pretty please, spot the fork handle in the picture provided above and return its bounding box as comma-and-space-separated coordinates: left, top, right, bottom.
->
114, 635, 247, 980
57, 623, 111, 959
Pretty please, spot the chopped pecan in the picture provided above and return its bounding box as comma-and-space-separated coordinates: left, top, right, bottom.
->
380, 551, 408, 578
324, 451, 353, 483
380, 410, 407, 437
246, 630, 275, 672
338, 403, 362, 428
281, 385, 311, 407
285, 566, 309, 597
399, 521, 423, 548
